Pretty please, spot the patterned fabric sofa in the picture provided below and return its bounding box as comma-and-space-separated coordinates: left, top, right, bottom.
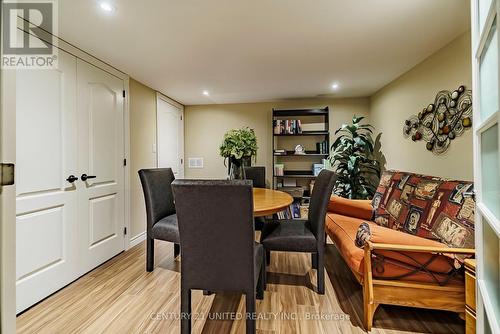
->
325, 170, 475, 330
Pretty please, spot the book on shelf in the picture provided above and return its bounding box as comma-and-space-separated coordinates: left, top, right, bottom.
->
273, 119, 303, 134
274, 149, 286, 155
291, 202, 301, 218
274, 163, 284, 176
312, 163, 324, 176
316, 140, 329, 154
277, 201, 303, 220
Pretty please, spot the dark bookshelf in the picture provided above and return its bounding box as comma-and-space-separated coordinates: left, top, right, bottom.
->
272, 107, 330, 219
273, 131, 329, 136
273, 151, 329, 157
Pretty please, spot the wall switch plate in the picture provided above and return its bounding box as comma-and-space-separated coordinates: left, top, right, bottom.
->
188, 158, 203, 168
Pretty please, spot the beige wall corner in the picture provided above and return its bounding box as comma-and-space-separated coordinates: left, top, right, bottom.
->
184, 97, 370, 182
129, 79, 158, 241
370, 31, 473, 180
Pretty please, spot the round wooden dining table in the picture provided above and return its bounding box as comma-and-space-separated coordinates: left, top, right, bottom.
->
253, 188, 293, 217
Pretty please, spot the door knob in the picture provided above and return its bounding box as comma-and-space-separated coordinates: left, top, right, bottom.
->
66, 175, 78, 183
81, 174, 96, 181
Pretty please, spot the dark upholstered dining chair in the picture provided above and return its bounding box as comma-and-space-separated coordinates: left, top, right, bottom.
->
244, 166, 266, 188
138, 168, 180, 272
244, 166, 266, 230
172, 179, 265, 334
260, 169, 336, 294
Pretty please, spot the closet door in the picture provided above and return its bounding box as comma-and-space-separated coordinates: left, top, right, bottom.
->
77, 60, 125, 274
15, 50, 78, 313
157, 95, 184, 178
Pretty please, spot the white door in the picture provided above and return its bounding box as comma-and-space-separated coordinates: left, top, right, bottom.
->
157, 95, 184, 177
77, 60, 125, 273
472, 0, 500, 333
15, 50, 79, 313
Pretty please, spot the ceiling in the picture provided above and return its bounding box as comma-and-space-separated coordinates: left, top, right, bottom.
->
59, 0, 470, 105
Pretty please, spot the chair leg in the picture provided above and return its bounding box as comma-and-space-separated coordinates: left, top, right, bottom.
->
181, 287, 191, 334
317, 250, 325, 295
262, 252, 267, 289
256, 263, 265, 300
174, 243, 180, 259
146, 237, 154, 272
311, 252, 318, 269
246, 291, 256, 334
265, 250, 270, 266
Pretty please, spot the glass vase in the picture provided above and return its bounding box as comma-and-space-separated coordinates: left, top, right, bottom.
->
229, 158, 246, 180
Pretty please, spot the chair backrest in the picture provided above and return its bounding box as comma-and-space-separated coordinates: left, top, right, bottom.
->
172, 179, 256, 292
308, 169, 337, 241
244, 166, 266, 188
138, 168, 176, 234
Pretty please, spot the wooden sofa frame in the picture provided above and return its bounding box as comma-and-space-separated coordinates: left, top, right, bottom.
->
343, 240, 475, 331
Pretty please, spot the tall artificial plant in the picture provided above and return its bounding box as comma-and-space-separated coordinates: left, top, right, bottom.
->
329, 116, 382, 199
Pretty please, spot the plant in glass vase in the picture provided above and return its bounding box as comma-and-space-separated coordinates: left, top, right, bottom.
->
329, 116, 382, 199
219, 127, 258, 179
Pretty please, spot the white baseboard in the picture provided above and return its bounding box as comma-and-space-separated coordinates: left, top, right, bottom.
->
129, 231, 146, 249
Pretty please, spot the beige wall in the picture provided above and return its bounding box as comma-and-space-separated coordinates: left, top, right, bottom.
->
184, 98, 370, 182
129, 78, 157, 240
370, 32, 473, 181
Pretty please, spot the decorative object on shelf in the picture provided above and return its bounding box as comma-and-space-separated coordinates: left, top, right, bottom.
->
403, 85, 472, 154
329, 116, 382, 199
219, 127, 258, 179
294, 144, 306, 155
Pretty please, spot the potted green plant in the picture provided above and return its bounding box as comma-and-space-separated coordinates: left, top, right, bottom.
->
329, 116, 382, 199
219, 127, 258, 179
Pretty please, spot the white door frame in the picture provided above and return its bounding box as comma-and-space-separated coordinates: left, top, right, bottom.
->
156, 92, 185, 178
471, 0, 500, 333
0, 67, 17, 334
1, 1, 16, 329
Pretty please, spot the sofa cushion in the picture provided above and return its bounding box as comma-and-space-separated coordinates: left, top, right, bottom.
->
371, 170, 475, 254
325, 213, 366, 274
328, 196, 373, 220
326, 213, 460, 284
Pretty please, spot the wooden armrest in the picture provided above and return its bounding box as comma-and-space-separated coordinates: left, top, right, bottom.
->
366, 241, 475, 255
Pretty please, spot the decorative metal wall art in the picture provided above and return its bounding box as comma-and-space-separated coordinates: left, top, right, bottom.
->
403, 85, 472, 154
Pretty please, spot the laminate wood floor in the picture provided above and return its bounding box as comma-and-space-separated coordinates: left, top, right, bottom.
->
17, 240, 464, 334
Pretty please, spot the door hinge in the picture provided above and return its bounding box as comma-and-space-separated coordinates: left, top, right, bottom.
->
124, 227, 127, 235
180, 115, 183, 121
0, 163, 15, 186
123, 158, 127, 166
123, 90, 126, 98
